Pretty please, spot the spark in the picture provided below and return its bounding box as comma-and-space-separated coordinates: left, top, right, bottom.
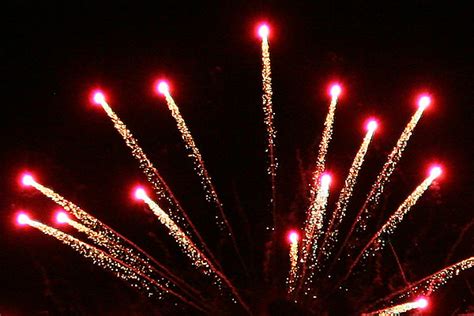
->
135, 187, 251, 313
155, 81, 235, 238
296, 173, 332, 295
316, 119, 377, 267
309, 83, 341, 203
258, 22, 278, 227
339, 165, 443, 286
17, 212, 31, 225
287, 230, 300, 294
368, 256, 474, 310
336, 96, 430, 261
90, 92, 218, 268
363, 297, 429, 315
23, 216, 205, 312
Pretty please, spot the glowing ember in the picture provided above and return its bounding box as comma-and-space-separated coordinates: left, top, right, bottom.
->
367, 119, 378, 132
56, 211, 69, 224
329, 84, 342, 98
258, 23, 269, 38
134, 187, 147, 201
418, 94, 431, 110
416, 297, 428, 309
288, 231, 299, 244
430, 165, 442, 178
21, 174, 35, 187
156, 81, 170, 95
92, 91, 106, 105
17, 213, 30, 225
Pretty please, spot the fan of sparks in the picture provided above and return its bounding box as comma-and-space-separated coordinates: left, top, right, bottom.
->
14, 21, 472, 315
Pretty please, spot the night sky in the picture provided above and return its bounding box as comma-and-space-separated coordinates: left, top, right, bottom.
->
1, 1, 473, 315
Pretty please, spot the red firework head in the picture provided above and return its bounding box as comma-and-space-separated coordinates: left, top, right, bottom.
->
134, 186, 148, 201
258, 23, 270, 39
288, 230, 299, 244
91, 90, 106, 105
415, 297, 428, 309
321, 173, 332, 187
155, 80, 170, 96
429, 165, 442, 179
329, 83, 342, 99
366, 118, 378, 132
55, 211, 69, 224
17, 212, 31, 226
417, 93, 431, 110
21, 173, 35, 187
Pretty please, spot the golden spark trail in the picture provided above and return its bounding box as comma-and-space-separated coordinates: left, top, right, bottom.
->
309, 88, 340, 203
296, 175, 331, 296
287, 232, 299, 295
27, 178, 199, 300
62, 214, 202, 304
353, 106, 426, 237
334, 105, 427, 267
162, 90, 228, 231
339, 170, 440, 286
260, 27, 278, 226
139, 192, 250, 313
24, 218, 205, 312
316, 125, 376, 266
94, 97, 218, 269
363, 298, 428, 315
366, 257, 474, 312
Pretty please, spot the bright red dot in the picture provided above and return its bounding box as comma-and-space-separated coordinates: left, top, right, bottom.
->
288, 231, 299, 244
21, 173, 35, 187
17, 213, 30, 225
321, 173, 332, 187
415, 297, 428, 309
329, 84, 342, 98
56, 211, 69, 224
429, 165, 442, 178
258, 24, 270, 39
156, 81, 170, 95
91, 90, 106, 105
134, 187, 147, 201
418, 94, 431, 110
366, 119, 378, 132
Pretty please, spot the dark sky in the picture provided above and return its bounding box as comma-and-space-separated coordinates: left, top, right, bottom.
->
1, 1, 473, 315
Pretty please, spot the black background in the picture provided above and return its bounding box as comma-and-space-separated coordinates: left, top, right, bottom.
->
1, 1, 473, 315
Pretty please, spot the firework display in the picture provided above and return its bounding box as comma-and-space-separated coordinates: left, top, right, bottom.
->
13, 19, 472, 315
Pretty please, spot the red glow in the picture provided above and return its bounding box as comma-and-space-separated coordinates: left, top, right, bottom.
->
329, 83, 342, 98
156, 81, 170, 95
429, 165, 442, 178
134, 186, 148, 201
417, 94, 431, 110
366, 119, 378, 132
258, 23, 270, 39
56, 211, 69, 224
415, 297, 428, 309
17, 212, 30, 225
321, 173, 332, 187
92, 90, 106, 105
21, 173, 35, 187
288, 230, 299, 244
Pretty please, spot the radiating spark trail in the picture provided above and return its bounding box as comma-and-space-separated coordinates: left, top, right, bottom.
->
287, 231, 300, 294
338, 166, 442, 286
135, 188, 250, 313
258, 23, 278, 227
155, 83, 245, 273
334, 95, 430, 264
55, 211, 202, 304
22, 174, 198, 299
363, 297, 428, 315
366, 257, 474, 312
309, 84, 341, 202
19, 214, 205, 312
316, 120, 377, 266
296, 174, 331, 296
91, 92, 218, 269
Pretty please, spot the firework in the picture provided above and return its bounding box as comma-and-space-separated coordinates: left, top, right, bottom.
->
16, 213, 205, 312
316, 119, 378, 266
134, 187, 250, 313
258, 23, 278, 226
335, 94, 431, 263
91, 91, 217, 267
154, 81, 246, 272
338, 165, 442, 286
363, 297, 428, 315
287, 230, 300, 294
296, 173, 331, 296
